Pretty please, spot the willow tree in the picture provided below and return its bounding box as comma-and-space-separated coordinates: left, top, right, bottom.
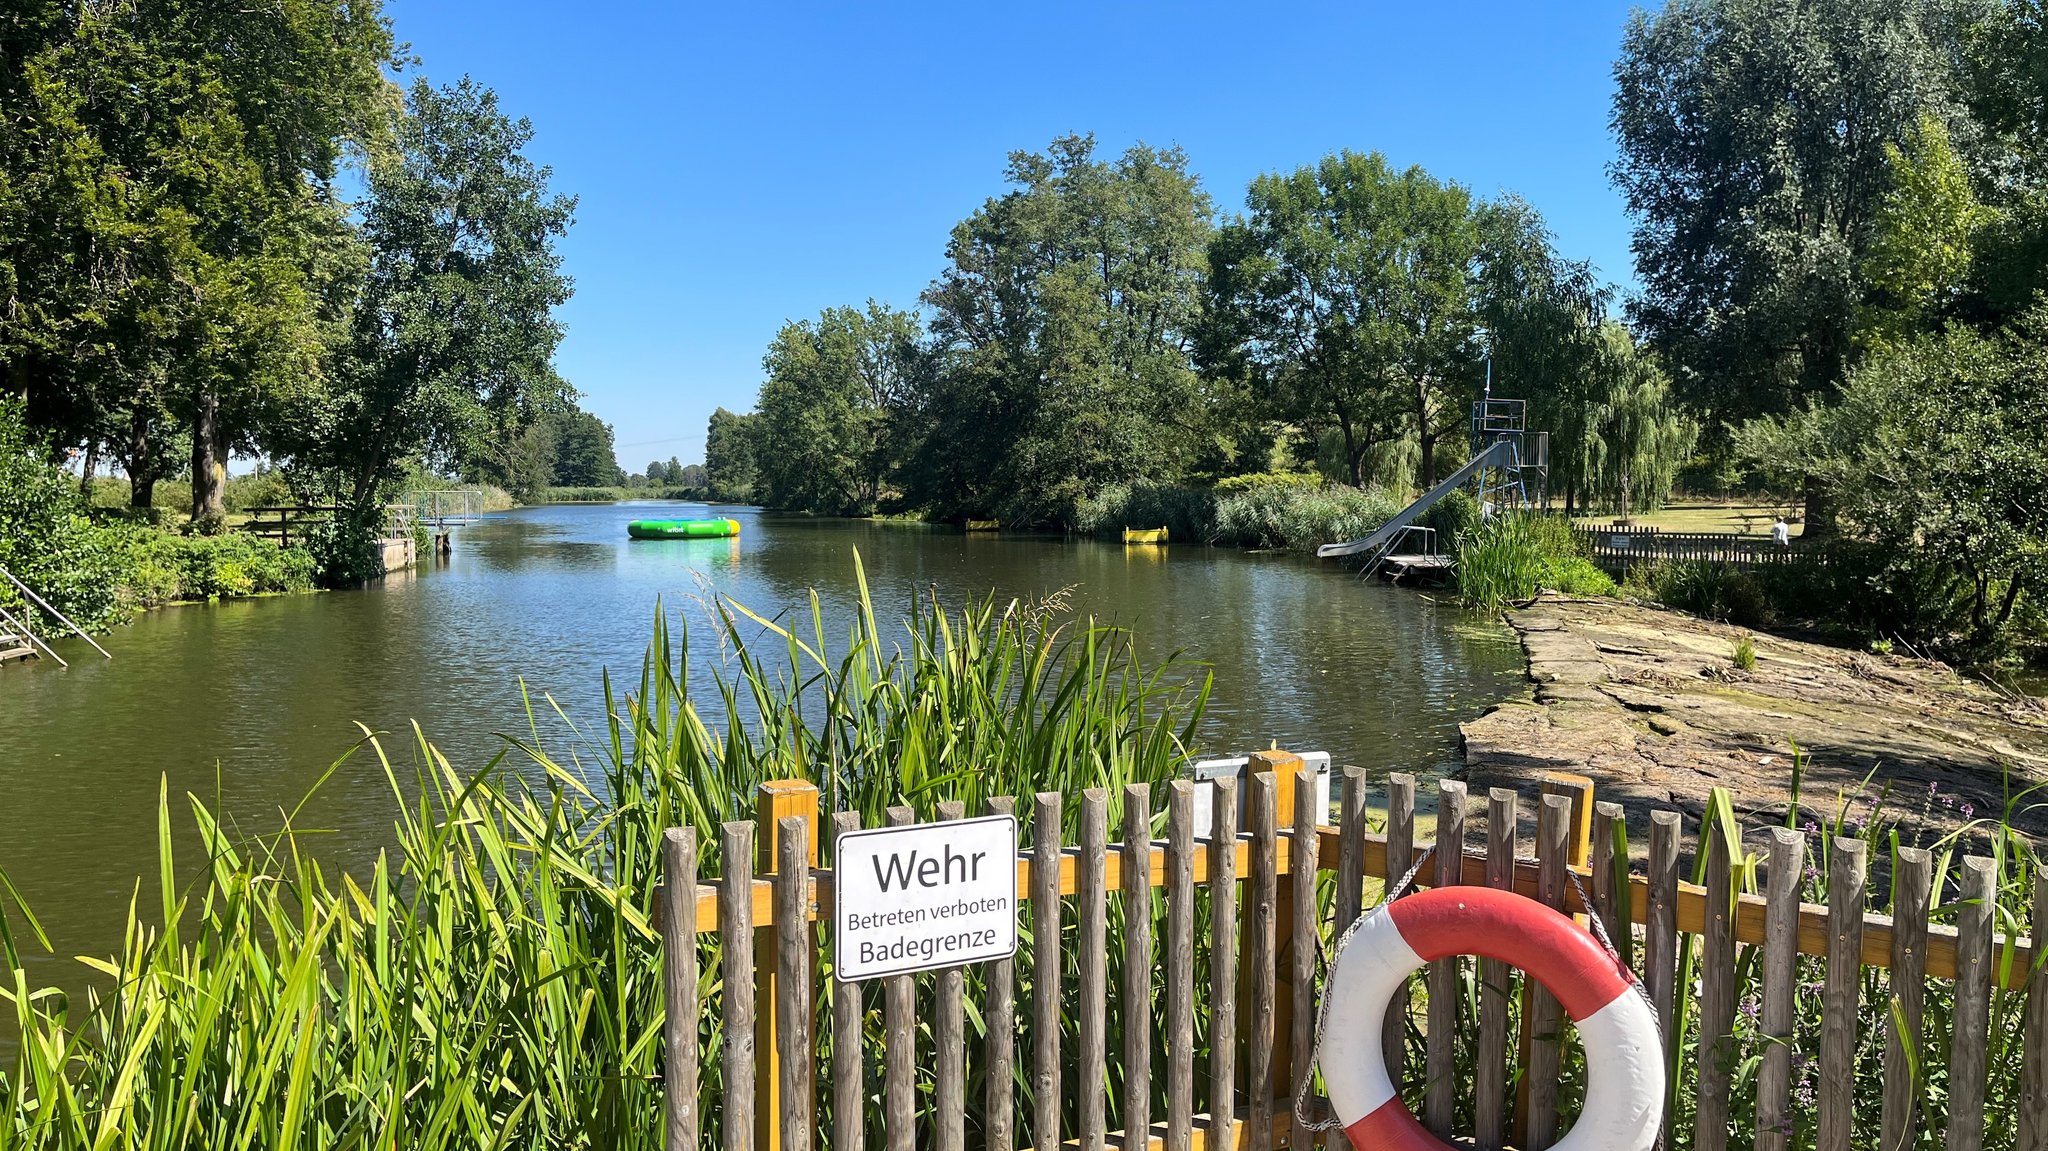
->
1584, 323, 1694, 518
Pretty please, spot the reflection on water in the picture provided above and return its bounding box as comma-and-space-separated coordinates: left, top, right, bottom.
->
0, 502, 1523, 983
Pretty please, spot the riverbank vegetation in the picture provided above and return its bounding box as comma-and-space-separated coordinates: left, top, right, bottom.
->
0, 565, 1207, 1145
1, 572, 2039, 1148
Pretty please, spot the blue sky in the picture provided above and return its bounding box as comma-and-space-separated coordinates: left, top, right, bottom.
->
387, 0, 1646, 469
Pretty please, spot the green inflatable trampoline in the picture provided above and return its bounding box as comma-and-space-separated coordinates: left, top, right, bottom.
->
626, 518, 741, 540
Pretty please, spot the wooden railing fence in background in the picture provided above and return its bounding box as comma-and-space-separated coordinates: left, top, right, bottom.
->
657, 768, 2048, 1151
1574, 526, 1818, 572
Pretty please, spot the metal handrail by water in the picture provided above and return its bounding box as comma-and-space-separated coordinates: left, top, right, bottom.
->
0, 563, 111, 659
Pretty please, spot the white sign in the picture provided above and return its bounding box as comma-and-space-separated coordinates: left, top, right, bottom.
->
834, 815, 1018, 981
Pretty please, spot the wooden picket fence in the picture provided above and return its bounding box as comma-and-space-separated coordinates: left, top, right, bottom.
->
654, 759, 2048, 1151
1574, 527, 1815, 572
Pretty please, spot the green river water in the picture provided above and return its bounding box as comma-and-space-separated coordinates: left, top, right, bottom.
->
0, 502, 1524, 987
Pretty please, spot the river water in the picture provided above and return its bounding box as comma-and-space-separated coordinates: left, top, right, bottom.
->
0, 502, 1523, 981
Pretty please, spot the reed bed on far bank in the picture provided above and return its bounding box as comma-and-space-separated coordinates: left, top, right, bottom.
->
0, 555, 1209, 1149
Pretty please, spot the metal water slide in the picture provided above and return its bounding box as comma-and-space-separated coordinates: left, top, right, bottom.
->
1314, 438, 1519, 559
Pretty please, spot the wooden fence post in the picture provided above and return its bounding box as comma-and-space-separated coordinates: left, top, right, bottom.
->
1079, 789, 1111, 1151
722, 822, 758, 1151
1540, 773, 1594, 870
776, 817, 815, 1151
1424, 780, 1467, 1137
1646, 811, 1682, 1151
1209, 776, 1239, 1151
883, 806, 916, 1151
663, 827, 700, 1151
1245, 749, 1304, 1102
2020, 862, 2048, 1151
1165, 781, 1196, 1151
1288, 769, 1320, 1151
1382, 773, 1416, 1096
1882, 848, 1932, 1150
1516, 776, 1592, 1149
829, 812, 865, 1151
1523, 794, 1570, 1149
1124, 785, 1155, 1151
1032, 794, 1064, 1151
986, 796, 1018, 1151
1246, 772, 1279, 1151
1753, 827, 1801, 1151
1948, 856, 1996, 1151
1474, 788, 1516, 1151
754, 781, 819, 1151
935, 800, 967, 1151
1695, 813, 1737, 1151
1817, 838, 1866, 1151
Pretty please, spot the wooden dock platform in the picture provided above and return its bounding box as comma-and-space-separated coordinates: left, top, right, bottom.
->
1377, 553, 1454, 584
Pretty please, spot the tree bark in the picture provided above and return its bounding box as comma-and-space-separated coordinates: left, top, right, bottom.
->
1994, 576, 2024, 629
1335, 408, 1363, 487
79, 439, 100, 499
1415, 377, 1436, 489
1800, 474, 1838, 540
125, 407, 157, 509
190, 388, 228, 529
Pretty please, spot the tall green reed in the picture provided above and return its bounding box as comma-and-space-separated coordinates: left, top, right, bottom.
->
0, 554, 1210, 1149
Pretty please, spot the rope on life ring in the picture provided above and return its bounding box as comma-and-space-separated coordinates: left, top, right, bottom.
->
1305, 883, 1664, 1151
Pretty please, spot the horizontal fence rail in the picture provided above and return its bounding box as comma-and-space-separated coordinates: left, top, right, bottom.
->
1574, 526, 1818, 572
657, 759, 2048, 1151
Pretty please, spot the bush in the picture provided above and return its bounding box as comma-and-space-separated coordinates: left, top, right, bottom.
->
104, 526, 318, 607
1072, 482, 1219, 541
0, 401, 126, 632
1420, 487, 1479, 542
303, 510, 387, 588
223, 470, 293, 513
1649, 560, 1774, 628
1213, 471, 1323, 494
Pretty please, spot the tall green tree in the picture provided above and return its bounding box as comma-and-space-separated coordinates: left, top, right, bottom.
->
1736, 312, 2048, 651
547, 407, 620, 488
1205, 150, 1492, 491
0, 0, 394, 524
1612, 0, 1973, 434
1859, 114, 1996, 349
703, 406, 760, 501
284, 78, 575, 514
914, 135, 1213, 523
1962, 0, 2048, 322
755, 302, 921, 515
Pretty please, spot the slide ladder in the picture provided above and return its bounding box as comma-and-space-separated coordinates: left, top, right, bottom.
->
1315, 438, 1519, 560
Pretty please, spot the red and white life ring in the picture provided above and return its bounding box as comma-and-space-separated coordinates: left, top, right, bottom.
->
1317, 885, 1663, 1151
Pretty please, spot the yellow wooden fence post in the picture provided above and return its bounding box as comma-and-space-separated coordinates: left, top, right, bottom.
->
756, 779, 820, 1151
